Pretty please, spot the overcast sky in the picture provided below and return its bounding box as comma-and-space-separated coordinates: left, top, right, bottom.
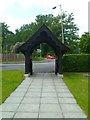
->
0, 0, 89, 36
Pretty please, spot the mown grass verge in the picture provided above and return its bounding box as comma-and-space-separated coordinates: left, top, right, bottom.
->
1, 70, 24, 104
63, 72, 88, 116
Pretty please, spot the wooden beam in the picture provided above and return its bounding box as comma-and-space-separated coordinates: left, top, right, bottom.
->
58, 52, 63, 74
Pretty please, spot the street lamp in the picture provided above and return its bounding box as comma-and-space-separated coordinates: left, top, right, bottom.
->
52, 5, 64, 43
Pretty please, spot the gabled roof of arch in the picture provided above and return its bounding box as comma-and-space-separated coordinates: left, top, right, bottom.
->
17, 24, 70, 55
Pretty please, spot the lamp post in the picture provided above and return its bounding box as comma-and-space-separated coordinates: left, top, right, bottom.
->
52, 5, 64, 43
40, 44, 42, 57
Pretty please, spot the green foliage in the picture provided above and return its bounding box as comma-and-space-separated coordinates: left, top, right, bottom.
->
63, 54, 90, 72
1, 22, 15, 53
79, 32, 90, 53
32, 57, 44, 61
2, 12, 79, 54
38, 13, 79, 53
14, 22, 38, 43
41, 43, 55, 57
31, 43, 55, 57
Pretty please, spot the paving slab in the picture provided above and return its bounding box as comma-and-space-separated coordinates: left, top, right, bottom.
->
10, 91, 26, 97
31, 83, 42, 86
5, 96, 23, 104
17, 104, 39, 112
54, 83, 66, 86
59, 98, 76, 103
0, 112, 2, 120
0, 105, 2, 112
41, 98, 58, 104
39, 104, 62, 113
42, 93, 57, 97
42, 83, 54, 86
20, 82, 31, 86
55, 86, 68, 89
1, 112, 15, 118
42, 86, 54, 89
56, 88, 70, 92
16, 85, 29, 89
0, 73, 87, 119
25, 92, 41, 97
63, 112, 87, 118
28, 88, 42, 92
39, 113, 63, 118
14, 112, 38, 118
22, 97, 40, 104
61, 104, 83, 113
42, 89, 56, 92
14, 88, 27, 92
29, 86, 42, 89
58, 92, 73, 98
1, 103, 19, 112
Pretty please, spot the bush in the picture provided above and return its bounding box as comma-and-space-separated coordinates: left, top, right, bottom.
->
32, 57, 44, 61
62, 54, 90, 72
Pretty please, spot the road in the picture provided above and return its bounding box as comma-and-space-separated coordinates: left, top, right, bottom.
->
0, 59, 55, 73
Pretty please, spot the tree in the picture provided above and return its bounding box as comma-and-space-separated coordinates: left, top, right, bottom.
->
35, 14, 54, 27
1, 22, 14, 53
2, 12, 79, 54
79, 32, 90, 53
14, 22, 38, 43
35, 13, 79, 53
62, 13, 79, 53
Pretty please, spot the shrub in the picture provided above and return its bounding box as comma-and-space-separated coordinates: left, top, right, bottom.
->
62, 54, 90, 72
32, 57, 44, 61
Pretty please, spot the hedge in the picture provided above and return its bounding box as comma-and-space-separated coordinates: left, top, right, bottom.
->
62, 54, 90, 72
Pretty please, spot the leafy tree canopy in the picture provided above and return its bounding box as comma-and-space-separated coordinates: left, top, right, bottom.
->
79, 32, 90, 53
2, 12, 81, 54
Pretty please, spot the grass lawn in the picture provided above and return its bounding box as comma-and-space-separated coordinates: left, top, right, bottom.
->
32, 57, 44, 61
63, 72, 88, 116
0, 70, 2, 104
1, 70, 24, 104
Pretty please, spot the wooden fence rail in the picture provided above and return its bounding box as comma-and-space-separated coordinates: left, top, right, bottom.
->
1, 53, 25, 61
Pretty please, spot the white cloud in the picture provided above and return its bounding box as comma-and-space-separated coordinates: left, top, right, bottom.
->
0, 0, 16, 12
0, 0, 89, 35
1, 16, 35, 32
15, 0, 33, 9
19, 0, 56, 8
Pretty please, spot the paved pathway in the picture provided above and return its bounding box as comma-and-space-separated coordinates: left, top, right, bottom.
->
0, 73, 87, 119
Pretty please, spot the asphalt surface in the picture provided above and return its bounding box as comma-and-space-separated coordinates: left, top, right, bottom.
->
1, 59, 55, 73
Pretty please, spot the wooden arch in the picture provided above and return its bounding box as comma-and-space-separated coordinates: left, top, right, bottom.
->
17, 25, 70, 76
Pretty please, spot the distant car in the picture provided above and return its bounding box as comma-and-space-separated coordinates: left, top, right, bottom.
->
45, 55, 55, 59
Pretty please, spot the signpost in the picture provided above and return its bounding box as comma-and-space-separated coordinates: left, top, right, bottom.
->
37, 49, 41, 57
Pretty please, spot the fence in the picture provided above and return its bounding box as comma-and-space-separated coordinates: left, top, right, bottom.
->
0, 54, 1, 61
1, 53, 25, 61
